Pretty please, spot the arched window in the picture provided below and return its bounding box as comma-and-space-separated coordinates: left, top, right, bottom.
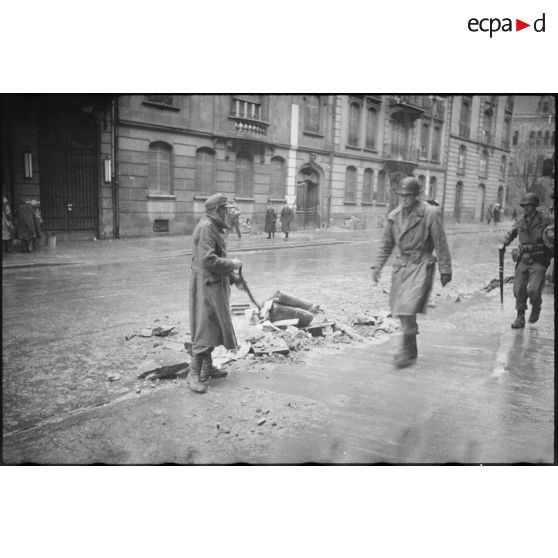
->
431, 126, 442, 161
458, 145, 466, 173
482, 108, 493, 143
365, 107, 378, 149
148, 141, 173, 194
497, 186, 504, 205
536, 155, 544, 175
480, 149, 488, 177
376, 170, 386, 202
500, 155, 507, 180
348, 102, 361, 146
542, 100, 549, 113
459, 97, 471, 138
544, 131, 550, 145
362, 168, 373, 203
503, 118, 511, 147
195, 147, 215, 195
270, 156, 286, 199
345, 166, 357, 202
235, 152, 252, 197
304, 95, 320, 134
430, 176, 437, 200
512, 130, 519, 145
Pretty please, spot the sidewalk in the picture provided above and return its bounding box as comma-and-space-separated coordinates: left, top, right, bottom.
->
2, 222, 510, 270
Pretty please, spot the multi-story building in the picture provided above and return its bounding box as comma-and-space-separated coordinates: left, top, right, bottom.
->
443, 95, 514, 223
507, 95, 555, 213
1, 94, 517, 240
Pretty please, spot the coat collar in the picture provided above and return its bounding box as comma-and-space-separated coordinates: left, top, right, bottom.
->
393, 201, 426, 239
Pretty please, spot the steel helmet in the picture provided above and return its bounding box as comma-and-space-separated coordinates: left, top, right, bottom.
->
397, 177, 421, 195
519, 193, 540, 207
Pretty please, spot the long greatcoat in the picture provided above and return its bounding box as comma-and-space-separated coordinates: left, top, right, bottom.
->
190, 214, 237, 352
264, 207, 277, 233
280, 205, 294, 233
16, 202, 42, 241
373, 201, 452, 316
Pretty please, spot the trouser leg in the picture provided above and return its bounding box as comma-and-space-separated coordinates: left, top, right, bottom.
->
527, 262, 546, 323
188, 345, 211, 393
395, 315, 418, 367
513, 262, 529, 312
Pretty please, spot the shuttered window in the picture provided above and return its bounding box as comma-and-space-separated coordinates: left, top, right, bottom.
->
348, 102, 360, 146
365, 107, 377, 149
235, 153, 252, 197
148, 142, 172, 193
304, 95, 320, 133
362, 168, 373, 203
376, 170, 386, 202
195, 148, 215, 194
345, 166, 357, 202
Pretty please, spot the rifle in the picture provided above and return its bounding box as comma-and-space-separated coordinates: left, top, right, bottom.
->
504, 248, 506, 306
234, 265, 261, 311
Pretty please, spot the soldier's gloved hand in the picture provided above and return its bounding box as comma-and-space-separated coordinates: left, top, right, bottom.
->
497, 243, 505, 251
440, 273, 452, 287
231, 257, 242, 271
371, 268, 381, 283
230, 271, 241, 286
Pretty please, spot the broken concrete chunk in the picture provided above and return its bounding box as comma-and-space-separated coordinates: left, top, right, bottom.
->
136, 361, 190, 381
107, 373, 121, 382
271, 319, 300, 328
152, 326, 175, 337
335, 323, 364, 341
352, 314, 377, 326
257, 418, 267, 426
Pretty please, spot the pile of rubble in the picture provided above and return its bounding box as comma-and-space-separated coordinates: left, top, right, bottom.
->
125, 291, 400, 383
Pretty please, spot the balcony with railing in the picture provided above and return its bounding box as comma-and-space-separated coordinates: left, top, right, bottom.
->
388, 96, 425, 122
228, 99, 269, 137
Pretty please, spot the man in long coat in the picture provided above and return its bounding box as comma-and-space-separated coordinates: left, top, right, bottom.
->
15, 198, 42, 252
280, 204, 294, 240
189, 193, 241, 393
371, 177, 452, 368
265, 202, 277, 239
497, 193, 553, 329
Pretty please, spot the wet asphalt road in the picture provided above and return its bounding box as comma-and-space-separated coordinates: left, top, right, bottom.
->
2, 230, 555, 463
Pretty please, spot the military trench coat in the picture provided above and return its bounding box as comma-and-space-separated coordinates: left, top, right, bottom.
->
280, 205, 294, 233
373, 202, 452, 316
264, 208, 277, 233
190, 214, 238, 352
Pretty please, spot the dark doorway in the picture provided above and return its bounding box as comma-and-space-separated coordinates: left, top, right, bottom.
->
296, 167, 320, 229
38, 104, 99, 238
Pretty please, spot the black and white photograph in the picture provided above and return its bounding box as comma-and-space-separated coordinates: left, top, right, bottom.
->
1, 93, 555, 464
1, 2, 556, 557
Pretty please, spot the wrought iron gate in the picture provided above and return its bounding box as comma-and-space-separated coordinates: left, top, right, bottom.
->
38, 105, 99, 235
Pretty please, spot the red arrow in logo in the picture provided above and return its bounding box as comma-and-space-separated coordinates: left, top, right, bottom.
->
516, 19, 530, 31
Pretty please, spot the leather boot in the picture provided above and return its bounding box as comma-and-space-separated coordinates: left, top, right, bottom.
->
394, 334, 417, 368
528, 304, 541, 323
511, 312, 525, 329
200, 354, 228, 382
187, 355, 207, 394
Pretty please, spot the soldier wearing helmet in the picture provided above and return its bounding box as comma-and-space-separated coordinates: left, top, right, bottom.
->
498, 192, 554, 328
371, 176, 452, 368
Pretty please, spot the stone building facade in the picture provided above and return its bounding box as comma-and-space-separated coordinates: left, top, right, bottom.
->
507, 95, 555, 213
1, 94, 519, 239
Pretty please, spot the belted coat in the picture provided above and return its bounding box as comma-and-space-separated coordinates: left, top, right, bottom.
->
373, 201, 452, 316
190, 214, 238, 352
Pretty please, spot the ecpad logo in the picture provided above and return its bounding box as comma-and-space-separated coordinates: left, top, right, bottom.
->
468, 13, 546, 37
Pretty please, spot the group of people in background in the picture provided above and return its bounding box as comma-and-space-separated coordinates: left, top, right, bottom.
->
2, 196, 43, 253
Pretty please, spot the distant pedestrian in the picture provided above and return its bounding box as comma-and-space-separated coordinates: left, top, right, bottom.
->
497, 193, 553, 329
2, 196, 15, 252
486, 204, 493, 225
493, 204, 501, 224
228, 202, 242, 239
280, 204, 294, 240
189, 193, 242, 394
15, 198, 42, 253
265, 201, 277, 239
371, 177, 452, 368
